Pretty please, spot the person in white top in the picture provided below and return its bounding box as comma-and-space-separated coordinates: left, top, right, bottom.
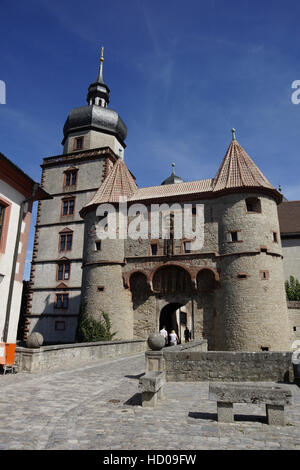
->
169, 329, 178, 346
159, 326, 168, 345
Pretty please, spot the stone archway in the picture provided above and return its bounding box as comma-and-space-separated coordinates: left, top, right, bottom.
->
159, 302, 183, 342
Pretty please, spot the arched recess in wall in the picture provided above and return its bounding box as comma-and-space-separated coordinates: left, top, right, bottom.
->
129, 271, 150, 306
196, 269, 217, 292
152, 265, 192, 294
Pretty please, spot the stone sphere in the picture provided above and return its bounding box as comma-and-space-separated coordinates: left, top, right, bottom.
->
26, 332, 44, 349
147, 333, 165, 351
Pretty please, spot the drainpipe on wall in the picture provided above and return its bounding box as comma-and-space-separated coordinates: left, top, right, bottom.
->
2, 183, 39, 343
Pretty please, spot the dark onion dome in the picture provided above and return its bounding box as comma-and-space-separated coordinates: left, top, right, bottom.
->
161, 163, 183, 185
62, 47, 127, 146
62, 105, 127, 144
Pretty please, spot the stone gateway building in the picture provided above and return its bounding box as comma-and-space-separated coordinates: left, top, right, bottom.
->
26, 55, 292, 352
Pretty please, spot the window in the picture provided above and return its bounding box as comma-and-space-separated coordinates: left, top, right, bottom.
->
74, 136, 84, 151
230, 231, 238, 242
260, 270, 269, 280
62, 198, 75, 216
59, 233, 73, 251
57, 262, 70, 281
55, 294, 69, 309
261, 346, 269, 351
97, 286, 105, 292
246, 198, 261, 213
272, 231, 278, 243
95, 240, 102, 251
183, 241, 191, 253
237, 273, 248, 279
55, 321, 66, 331
0, 198, 11, 254
151, 243, 158, 255
0, 203, 6, 241
65, 170, 77, 187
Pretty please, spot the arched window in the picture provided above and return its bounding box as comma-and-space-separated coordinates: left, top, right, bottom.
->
130, 272, 149, 301
153, 266, 191, 294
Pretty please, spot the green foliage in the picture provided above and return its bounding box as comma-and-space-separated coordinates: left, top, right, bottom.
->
76, 303, 116, 342
285, 276, 300, 301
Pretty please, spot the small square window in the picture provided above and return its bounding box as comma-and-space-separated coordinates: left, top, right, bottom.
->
184, 241, 191, 253
95, 240, 102, 251
151, 243, 158, 255
55, 321, 66, 331
231, 231, 238, 242
97, 286, 105, 292
237, 273, 248, 279
74, 137, 84, 150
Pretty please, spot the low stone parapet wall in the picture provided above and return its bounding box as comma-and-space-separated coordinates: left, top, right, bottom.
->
15, 339, 147, 373
163, 351, 293, 382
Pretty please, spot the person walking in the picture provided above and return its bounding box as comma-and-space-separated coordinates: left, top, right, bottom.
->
169, 329, 178, 346
184, 326, 191, 343
159, 325, 168, 345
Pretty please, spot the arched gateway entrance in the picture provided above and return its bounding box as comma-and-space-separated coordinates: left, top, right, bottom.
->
159, 303, 182, 338
129, 264, 218, 347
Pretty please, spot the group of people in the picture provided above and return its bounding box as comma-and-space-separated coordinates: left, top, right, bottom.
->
159, 325, 191, 346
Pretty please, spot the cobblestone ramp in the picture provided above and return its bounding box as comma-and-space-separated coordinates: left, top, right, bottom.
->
1, 354, 300, 450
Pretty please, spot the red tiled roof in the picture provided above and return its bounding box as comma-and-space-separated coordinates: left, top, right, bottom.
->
129, 178, 213, 201
84, 158, 138, 207
278, 201, 300, 234
82, 138, 281, 212
212, 139, 274, 192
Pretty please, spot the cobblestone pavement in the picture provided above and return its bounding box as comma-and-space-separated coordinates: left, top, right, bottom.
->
1, 353, 300, 450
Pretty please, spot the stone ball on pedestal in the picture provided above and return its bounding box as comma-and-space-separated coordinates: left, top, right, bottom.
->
147, 333, 165, 351
26, 332, 44, 349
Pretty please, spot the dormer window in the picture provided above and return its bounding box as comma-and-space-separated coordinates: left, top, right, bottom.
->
73, 136, 84, 151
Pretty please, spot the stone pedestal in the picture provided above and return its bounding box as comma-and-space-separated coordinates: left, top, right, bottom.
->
145, 350, 165, 374
266, 404, 285, 426
217, 402, 234, 423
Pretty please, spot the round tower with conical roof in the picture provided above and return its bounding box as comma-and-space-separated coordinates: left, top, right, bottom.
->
213, 131, 291, 351
79, 159, 138, 339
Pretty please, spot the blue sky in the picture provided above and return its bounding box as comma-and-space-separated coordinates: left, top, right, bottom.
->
1, 0, 300, 278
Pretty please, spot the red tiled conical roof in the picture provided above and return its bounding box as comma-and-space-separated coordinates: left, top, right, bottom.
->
213, 139, 274, 192
83, 158, 138, 208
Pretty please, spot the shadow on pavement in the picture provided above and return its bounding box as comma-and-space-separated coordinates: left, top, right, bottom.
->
124, 373, 145, 380
124, 393, 142, 406
188, 411, 266, 424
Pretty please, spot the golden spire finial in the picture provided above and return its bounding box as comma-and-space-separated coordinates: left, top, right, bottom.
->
100, 46, 104, 63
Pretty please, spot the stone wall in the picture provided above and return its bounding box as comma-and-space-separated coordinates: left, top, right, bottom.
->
288, 301, 300, 341
15, 339, 146, 373
163, 350, 293, 382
